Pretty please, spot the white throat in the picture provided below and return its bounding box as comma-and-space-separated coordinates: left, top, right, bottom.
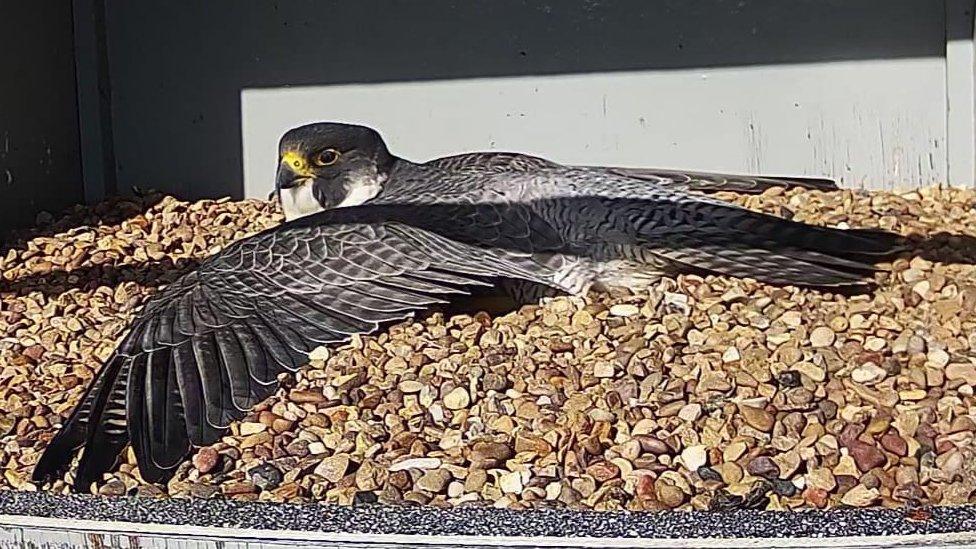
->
279, 184, 323, 221
336, 176, 383, 208
278, 173, 385, 222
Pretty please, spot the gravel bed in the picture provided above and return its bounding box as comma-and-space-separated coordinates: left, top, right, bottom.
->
0, 186, 974, 514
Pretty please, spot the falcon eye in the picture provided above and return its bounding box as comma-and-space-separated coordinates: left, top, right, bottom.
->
313, 148, 341, 167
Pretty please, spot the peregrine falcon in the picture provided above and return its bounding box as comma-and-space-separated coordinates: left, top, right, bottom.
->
34, 122, 904, 490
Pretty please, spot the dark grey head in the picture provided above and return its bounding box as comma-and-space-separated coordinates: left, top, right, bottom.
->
275, 122, 395, 220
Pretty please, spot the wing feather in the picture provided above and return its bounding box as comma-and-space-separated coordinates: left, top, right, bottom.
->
607, 167, 839, 194
33, 220, 560, 488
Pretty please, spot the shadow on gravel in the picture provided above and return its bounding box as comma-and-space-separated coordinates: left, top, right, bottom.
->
0, 257, 200, 298
0, 225, 976, 302
0, 192, 167, 259
905, 232, 976, 265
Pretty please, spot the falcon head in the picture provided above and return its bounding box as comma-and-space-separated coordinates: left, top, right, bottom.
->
274, 122, 394, 221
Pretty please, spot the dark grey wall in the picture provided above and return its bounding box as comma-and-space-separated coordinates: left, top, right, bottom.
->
103, 0, 946, 201
0, 1, 83, 232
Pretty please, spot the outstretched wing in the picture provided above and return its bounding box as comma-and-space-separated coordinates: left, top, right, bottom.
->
605, 167, 838, 194
33, 220, 559, 490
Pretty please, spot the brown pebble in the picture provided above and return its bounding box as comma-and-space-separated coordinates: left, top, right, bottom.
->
880, 430, 909, 457
192, 447, 220, 474
850, 442, 887, 472
290, 389, 327, 404
470, 441, 513, 467
803, 487, 829, 508
22, 345, 45, 362
223, 481, 257, 495
98, 479, 127, 497
635, 474, 656, 500
655, 481, 686, 508
835, 475, 859, 495
738, 405, 775, 432
416, 469, 452, 493
315, 455, 350, 483
586, 461, 620, 482
639, 436, 671, 455
388, 470, 412, 491
240, 431, 272, 449
746, 456, 780, 479
464, 469, 487, 493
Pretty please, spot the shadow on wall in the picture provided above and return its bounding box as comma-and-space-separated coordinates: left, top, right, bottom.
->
103, 0, 951, 201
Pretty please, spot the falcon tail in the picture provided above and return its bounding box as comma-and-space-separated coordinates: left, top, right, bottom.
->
32, 353, 132, 491
638, 201, 907, 287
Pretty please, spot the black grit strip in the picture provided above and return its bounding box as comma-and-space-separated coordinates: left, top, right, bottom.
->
0, 492, 973, 540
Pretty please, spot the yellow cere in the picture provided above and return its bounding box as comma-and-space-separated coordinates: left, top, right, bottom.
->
281, 151, 313, 176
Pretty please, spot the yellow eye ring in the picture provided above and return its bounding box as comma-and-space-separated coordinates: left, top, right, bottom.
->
313, 148, 341, 167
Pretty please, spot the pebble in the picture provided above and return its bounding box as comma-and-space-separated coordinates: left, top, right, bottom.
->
775, 371, 802, 389
307, 442, 328, 455
470, 441, 513, 465
314, 455, 350, 483
464, 469, 487, 493
97, 480, 127, 497
593, 362, 615, 378
609, 304, 639, 317
655, 481, 686, 508
240, 422, 266, 436
738, 404, 775, 432
803, 487, 829, 508
833, 454, 860, 477
189, 483, 220, 499
223, 481, 256, 496
723, 442, 748, 462
899, 389, 928, 401
810, 327, 836, 347
308, 346, 331, 361
946, 363, 976, 385
290, 389, 327, 404
416, 469, 453, 493
851, 363, 887, 384
680, 445, 708, 472
793, 362, 826, 382
499, 471, 524, 494
880, 431, 909, 457
840, 485, 880, 507
634, 475, 655, 500
443, 387, 470, 410
714, 462, 744, 485
240, 431, 272, 449
677, 403, 702, 422
746, 456, 780, 479
722, 347, 741, 363
398, 380, 424, 393
192, 447, 220, 474
586, 461, 620, 482
389, 457, 442, 472
850, 442, 887, 472
806, 467, 837, 491
249, 463, 284, 491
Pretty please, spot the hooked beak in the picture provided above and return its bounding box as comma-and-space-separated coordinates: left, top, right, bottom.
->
276, 162, 306, 191
275, 150, 315, 195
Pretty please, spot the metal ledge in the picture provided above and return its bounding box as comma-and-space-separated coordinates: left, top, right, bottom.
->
0, 492, 974, 548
